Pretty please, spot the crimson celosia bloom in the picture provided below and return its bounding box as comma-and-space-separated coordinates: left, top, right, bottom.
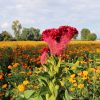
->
40, 48, 50, 65
42, 26, 78, 55
58, 26, 78, 39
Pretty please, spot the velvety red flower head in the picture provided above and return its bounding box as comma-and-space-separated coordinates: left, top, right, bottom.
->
41, 25, 78, 56
40, 47, 50, 65
42, 28, 60, 41
58, 26, 78, 39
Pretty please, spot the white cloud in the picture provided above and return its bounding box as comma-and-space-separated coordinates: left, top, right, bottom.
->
15, 4, 23, 9
1, 22, 9, 29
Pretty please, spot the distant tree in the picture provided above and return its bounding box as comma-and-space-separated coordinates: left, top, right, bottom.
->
21, 27, 41, 41
88, 33, 97, 41
91, 33, 97, 40
27, 33, 34, 40
86, 33, 91, 40
81, 28, 97, 41
1, 31, 12, 41
21, 28, 30, 40
12, 20, 22, 40
81, 28, 90, 40
30, 27, 41, 40
0, 34, 4, 41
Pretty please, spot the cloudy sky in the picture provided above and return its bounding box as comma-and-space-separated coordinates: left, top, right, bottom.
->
0, 0, 100, 38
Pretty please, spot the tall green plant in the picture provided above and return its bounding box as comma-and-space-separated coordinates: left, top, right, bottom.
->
38, 56, 73, 100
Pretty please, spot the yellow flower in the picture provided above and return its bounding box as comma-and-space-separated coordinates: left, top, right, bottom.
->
96, 69, 100, 73
96, 48, 100, 53
78, 72, 83, 76
71, 66, 76, 70
18, 84, 25, 92
78, 84, 84, 89
83, 71, 88, 76
64, 67, 69, 71
13, 63, 19, 68
70, 87, 75, 91
69, 78, 76, 83
60, 81, 64, 86
80, 61, 86, 64
82, 76, 88, 80
0, 74, 4, 80
23, 80, 29, 85
20, 71, 25, 74
89, 59, 93, 62
27, 72, 32, 75
8, 65, 13, 69
92, 76, 97, 80
2, 84, 7, 89
75, 61, 80, 65
88, 68, 95, 71
8, 73, 12, 76
71, 61, 79, 70
73, 83, 77, 87
70, 74, 76, 78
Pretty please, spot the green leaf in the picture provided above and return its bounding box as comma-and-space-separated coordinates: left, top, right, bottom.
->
32, 96, 43, 100
38, 76, 47, 82
24, 90, 34, 99
65, 90, 73, 100
5, 91, 10, 97
15, 97, 24, 100
40, 86, 49, 95
28, 98, 35, 100
20, 94, 24, 98
67, 63, 74, 67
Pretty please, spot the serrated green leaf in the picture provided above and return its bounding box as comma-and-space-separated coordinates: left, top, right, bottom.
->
24, 90, 34, 99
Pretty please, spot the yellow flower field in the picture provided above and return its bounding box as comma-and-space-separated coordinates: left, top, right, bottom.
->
0, 40, 100, 47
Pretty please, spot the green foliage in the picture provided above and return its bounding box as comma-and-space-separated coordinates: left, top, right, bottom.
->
30, 27, 40, 41
64, 90, 73, 100
81, 28, 91, 40
0, 34, 4, 41
0, 20, 42, 41
81, 28, 97, 41
21, 27, 41, 41
0, 47, 13, 70
24, 90, 34, 99
21, 28, 30, 40
12, 20, 22, 40
1, 31, 13, 41
36, 56, 72, 100
88, 33, 97, 41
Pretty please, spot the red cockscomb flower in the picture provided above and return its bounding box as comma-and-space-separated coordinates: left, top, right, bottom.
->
40, 48, 50, 65
42, 26, 78, 56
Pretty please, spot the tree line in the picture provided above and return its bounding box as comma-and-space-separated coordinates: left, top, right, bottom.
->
80, 28, 97, 41
0, 20, 97, 41
0, 20, 41, 41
